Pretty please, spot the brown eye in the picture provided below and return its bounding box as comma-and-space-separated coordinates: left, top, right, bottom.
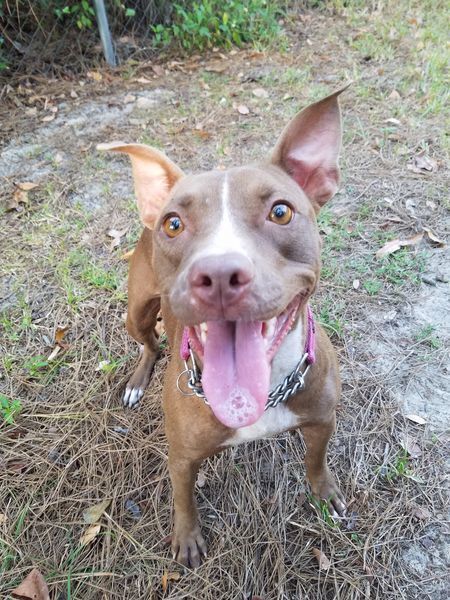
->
268, 203, 293, 225
162, 214, 184, 238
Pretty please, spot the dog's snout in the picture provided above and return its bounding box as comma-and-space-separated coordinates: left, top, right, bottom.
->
189, 254, 254, 309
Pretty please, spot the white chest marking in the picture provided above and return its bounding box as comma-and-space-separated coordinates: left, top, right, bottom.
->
223, 318, 304, 446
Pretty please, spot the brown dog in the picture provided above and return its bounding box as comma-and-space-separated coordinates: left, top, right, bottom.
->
99, 88, 347, 568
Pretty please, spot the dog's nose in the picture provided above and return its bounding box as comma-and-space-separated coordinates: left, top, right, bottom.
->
189, 254, 254, 309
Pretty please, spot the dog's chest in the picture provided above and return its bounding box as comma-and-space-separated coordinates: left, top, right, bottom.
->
223, 403, 300, 446
223, 319, 303, 446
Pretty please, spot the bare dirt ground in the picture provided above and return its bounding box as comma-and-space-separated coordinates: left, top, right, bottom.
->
0, 4, 449, 599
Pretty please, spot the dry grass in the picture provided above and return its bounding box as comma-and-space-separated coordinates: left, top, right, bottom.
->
1, 1, 449, 598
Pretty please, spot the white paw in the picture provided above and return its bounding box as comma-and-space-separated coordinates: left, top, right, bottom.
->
123, 386, 144, 409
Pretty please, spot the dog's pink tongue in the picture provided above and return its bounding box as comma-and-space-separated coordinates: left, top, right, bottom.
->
202, 321, 270, 429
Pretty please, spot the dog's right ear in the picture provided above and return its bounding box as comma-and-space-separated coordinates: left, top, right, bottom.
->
97, 143, 184, 229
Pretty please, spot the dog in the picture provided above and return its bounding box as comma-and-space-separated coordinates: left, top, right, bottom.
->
99, 88, 347, 568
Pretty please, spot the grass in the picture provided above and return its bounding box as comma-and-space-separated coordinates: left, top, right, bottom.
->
0, 0, 448, 597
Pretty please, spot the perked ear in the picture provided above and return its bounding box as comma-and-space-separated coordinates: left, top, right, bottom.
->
271, 86, 348, 210
97, 142, 184, 228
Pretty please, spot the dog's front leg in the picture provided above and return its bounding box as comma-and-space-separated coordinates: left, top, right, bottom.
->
301, 416, 346, 517
168, 450, 207, 568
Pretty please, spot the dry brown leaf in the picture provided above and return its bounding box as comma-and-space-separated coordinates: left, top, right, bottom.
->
87, 70, 102, 81
400, 437, 422, 458
83, 499, 111, 523
388, 89, 401, 100
375, 232, 423, 259
252, 87, 269, 99
121, 248, 135, 261
312, 547, 331, 570
407, 151, 437, 174
41, 114, 56, 123
17, 182, 39, 191
55, 325, 69, 345
133, 76, 151, 84
123, 94, 136, 104
11, 568, 50, 600
0, 513, 7, 524
237, 104, 250, 115
405, 414, 427, 425
152, 64, 165, 76
8, 188, 29, 211
107, 227, 128, 250
423, 228, 446, 248
161, 571, 180, 592
79, 523, 101, 547
70, 89, 78, 98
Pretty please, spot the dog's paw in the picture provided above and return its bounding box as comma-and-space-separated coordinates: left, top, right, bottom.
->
311, 475, 347, 518
171, 525, 207, 569
123, 386, 144, 409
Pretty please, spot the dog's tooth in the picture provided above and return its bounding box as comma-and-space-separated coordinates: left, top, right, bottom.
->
265, 318, 276, 340
200, 322, 208, 334
200, 322, 208, 343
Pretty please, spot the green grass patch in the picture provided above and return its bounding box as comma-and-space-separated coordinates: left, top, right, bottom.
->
0, 394, 22, 425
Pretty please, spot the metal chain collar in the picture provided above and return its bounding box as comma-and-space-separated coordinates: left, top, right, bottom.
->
176, 348, 311, 410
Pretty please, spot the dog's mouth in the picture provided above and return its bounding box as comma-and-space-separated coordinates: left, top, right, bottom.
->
187, 296, 303, 429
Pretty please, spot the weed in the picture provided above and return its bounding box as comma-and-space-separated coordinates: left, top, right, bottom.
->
382, 449, 411, 482
151, 0, 284, 52
415, 324, 441, 349
309, 496, 339, 529
317, 298, 344, 339
363, 279, 382, 295
23, 355, 50, 379
0, 395, 22, 425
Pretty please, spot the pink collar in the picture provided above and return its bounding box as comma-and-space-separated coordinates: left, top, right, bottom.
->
180, 305, 316, 364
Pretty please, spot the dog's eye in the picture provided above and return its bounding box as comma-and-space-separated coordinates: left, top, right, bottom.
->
162, 214, 184, 238
268, 203, 293, 225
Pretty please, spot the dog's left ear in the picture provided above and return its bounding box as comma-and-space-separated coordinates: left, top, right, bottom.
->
271, 87, 347, 211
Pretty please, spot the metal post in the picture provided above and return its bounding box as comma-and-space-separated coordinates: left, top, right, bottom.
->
93, 0, 117, 67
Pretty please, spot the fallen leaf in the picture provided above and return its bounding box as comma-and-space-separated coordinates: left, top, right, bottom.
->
79, 523, 101, 547
123, 94, 136, 104
405, 414, 427, 425
17, 182, 38, 191
87, 70, 103, 81
236, 104, 250, 115
152, 64, 165, 76
11, 568, 50, 600
41, 114, 56, 123
47, 346, 61, 362
312, 547, 331, 570
55, 325, 69, 345
107, 227, 128, 250
411, 504, 431, 520
252, 87, 269, 98
385, 117, 401, 125
161, 571, 180, 592
8, 188, 29, 211
423, 227, 446, 248
133, 76, 151, 84
400, 437, 422, 458
121, 248, 135, 261
83, 499, 111, 523
194, 129, 212, 140
0, 513, 7, 524
375, 232, 423, 259
388, 89, 401, 100
353, 279, 360, 290
196, 469, 206, 488
407, 151, 437, 174
70, 89, 78, 98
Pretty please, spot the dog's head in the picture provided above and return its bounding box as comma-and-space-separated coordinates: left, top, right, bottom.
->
100, 89, 345, 428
